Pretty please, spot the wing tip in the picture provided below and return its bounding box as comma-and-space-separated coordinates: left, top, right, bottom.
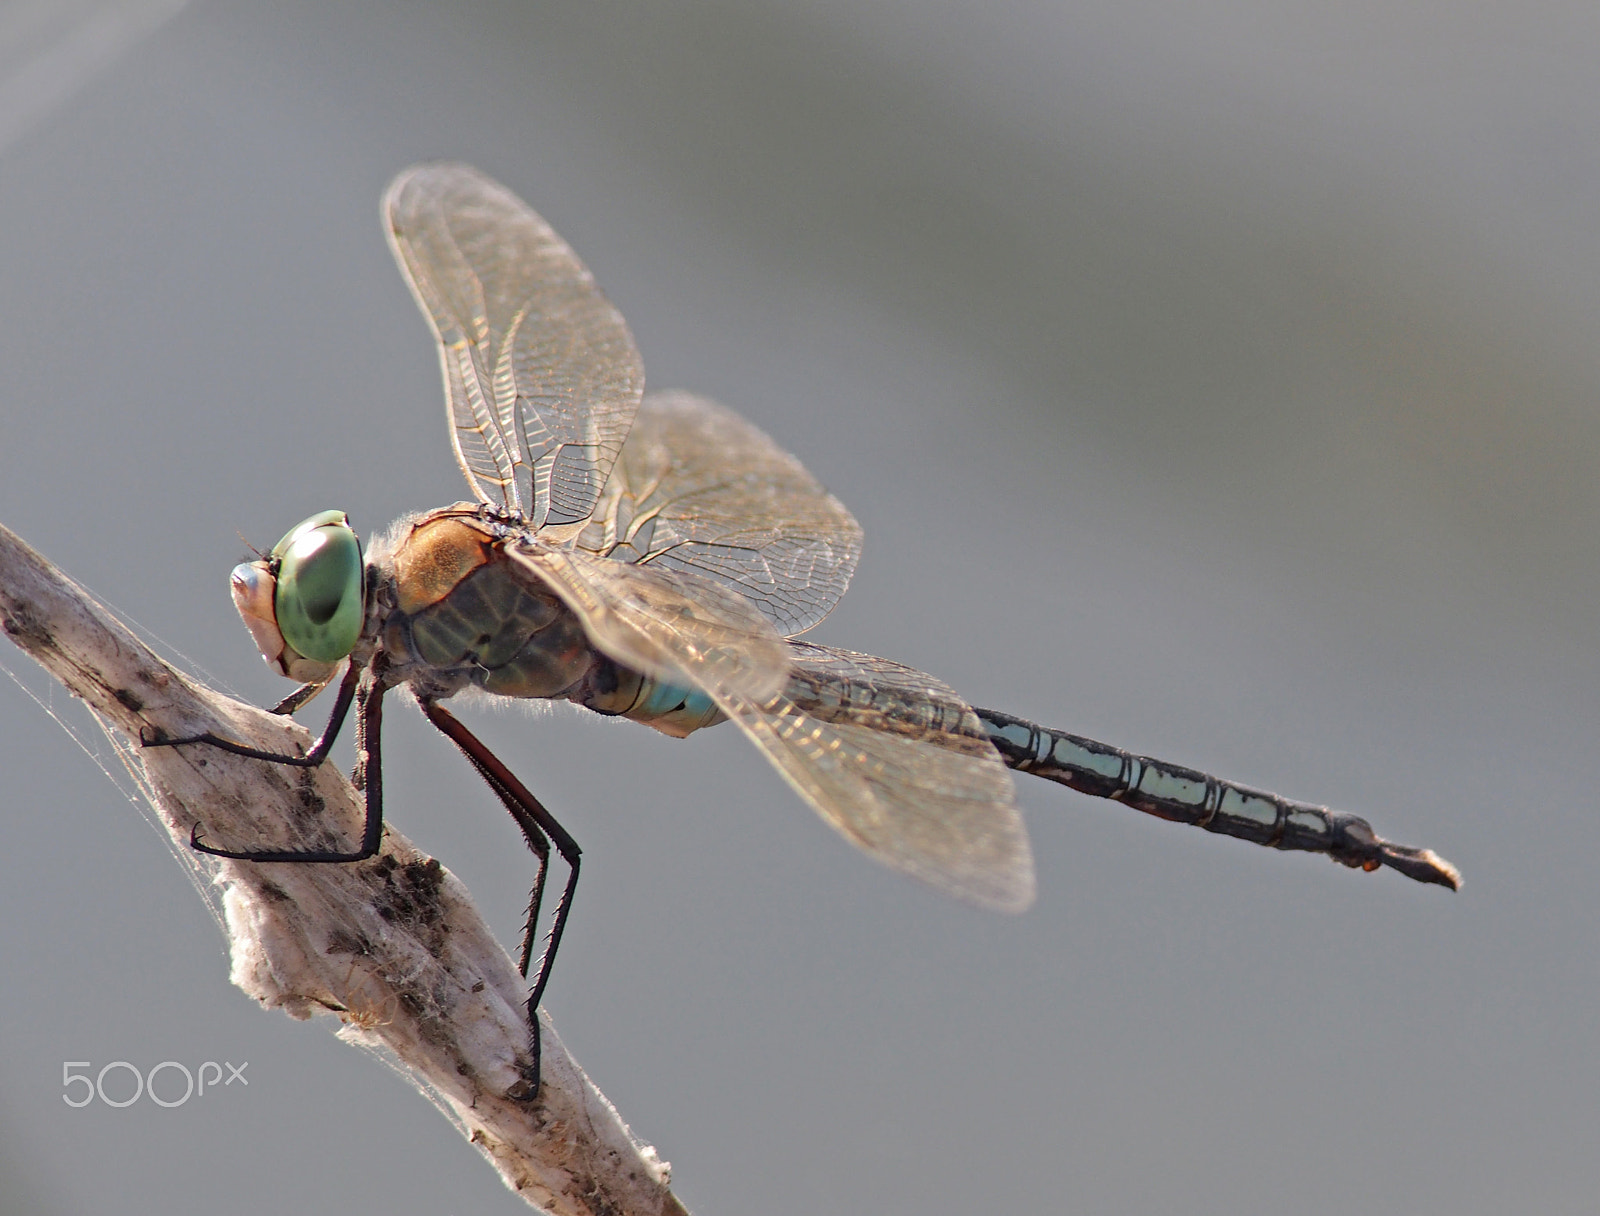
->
963, 867, 1038, 914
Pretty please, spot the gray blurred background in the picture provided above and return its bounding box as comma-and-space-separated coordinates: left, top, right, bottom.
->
0, 1, 1595, 1212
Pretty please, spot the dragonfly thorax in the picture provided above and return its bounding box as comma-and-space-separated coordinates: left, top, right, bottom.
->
370, 509, 728, 735
372, 506, 594, 703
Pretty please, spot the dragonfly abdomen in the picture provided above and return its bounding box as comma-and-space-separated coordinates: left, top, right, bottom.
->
572, 658, 723, 738
974, 707, 1460, 888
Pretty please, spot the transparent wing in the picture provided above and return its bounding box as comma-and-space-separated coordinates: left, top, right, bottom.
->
384, 163, 644, 529
716, 641, 1036, 912
577, 391, 864, 636
508, 540, 790, 704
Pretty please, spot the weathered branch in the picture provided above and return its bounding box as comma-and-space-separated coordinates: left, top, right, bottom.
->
0, 521, 687, 1216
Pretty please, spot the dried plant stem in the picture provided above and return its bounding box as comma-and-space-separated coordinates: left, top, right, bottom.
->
0, 521, 687, 1216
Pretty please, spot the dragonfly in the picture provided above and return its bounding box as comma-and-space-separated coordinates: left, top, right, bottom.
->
150, 162, 1459, 1095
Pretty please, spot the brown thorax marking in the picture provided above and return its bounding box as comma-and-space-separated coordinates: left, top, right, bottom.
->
391, 508, 498, 615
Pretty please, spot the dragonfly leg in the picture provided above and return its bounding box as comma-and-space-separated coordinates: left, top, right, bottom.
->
140, 661, 360, 768
181, 668, 386, 863
270, 674, 339, 716
441, 740, 553, 980
420, 700, 581, 1098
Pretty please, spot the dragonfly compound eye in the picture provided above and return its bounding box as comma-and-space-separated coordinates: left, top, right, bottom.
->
270, 511, 365, 663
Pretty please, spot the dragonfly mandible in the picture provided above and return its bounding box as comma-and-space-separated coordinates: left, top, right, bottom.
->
149, 163, 1459, 1097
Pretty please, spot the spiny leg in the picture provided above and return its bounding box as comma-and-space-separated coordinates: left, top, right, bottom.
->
420, 700, 581, 1097
142, 660, 360, 768
450, 744, 554, 979
271, 672, 340, 716
182, 669, 387, 863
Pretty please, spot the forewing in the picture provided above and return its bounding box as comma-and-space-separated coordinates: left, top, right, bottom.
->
384, 163, 643, 528
578, 391, 863, 636
509, 540, 790, 704
717, 641, 1036, 912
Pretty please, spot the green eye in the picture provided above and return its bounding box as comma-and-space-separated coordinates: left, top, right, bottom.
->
271, 511, 365, 662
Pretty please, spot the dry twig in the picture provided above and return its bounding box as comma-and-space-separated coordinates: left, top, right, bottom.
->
0, 520, 687, 1216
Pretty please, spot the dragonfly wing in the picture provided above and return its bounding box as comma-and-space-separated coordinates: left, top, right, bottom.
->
578, 391, 863, 636
717, 641, 1036, 912
384, 163, 643, 528
509, 541, 790, 704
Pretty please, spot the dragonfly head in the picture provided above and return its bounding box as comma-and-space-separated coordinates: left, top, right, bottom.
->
232, 510, 366, 682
